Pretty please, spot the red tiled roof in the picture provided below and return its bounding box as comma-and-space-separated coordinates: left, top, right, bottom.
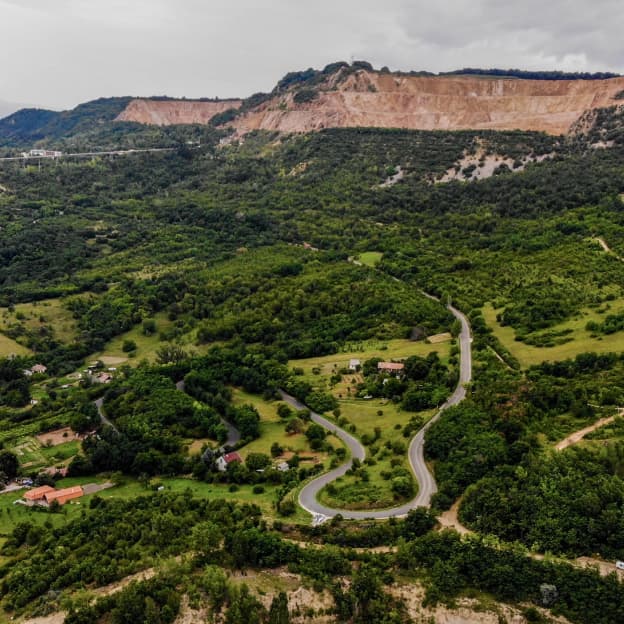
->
377, 362, 405, 371
44, 486, 83, 505
23, 485, 55, 501
223, 452, 242, 464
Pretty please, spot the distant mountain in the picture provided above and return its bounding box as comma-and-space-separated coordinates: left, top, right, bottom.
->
0, 99, 30, 119
2, 63, 624, 148
0, 97, 132, 148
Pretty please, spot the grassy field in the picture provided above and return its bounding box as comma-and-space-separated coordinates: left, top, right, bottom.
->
316, 400, 436, 510
88, 311, 176, 366
0, 333, 30, 358
483, 300, 624, 368
88, 311, 219, 369
290, 338, 451, 382
0, 474, 311, 536
357, 251, 383, 267
290, 343, 447, 510
0, 298, 77, 344
10, 435, 80, 471
230, 388, 343, 467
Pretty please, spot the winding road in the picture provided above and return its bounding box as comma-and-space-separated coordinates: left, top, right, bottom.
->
94, 397, 118, 433
288, 301, 472, 522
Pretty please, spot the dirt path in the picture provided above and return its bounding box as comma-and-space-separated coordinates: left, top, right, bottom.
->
555, 414, 618, 450
594, 236, 623, 261
379, 166, 404, 187
437, 499, 471, 535
487, 345, 512, 369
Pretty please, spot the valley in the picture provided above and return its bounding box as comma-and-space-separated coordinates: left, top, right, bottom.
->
0, 63, 623, 623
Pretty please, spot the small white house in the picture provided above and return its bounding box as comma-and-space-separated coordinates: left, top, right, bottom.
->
276, 461, 290, 472
348, 359, 361, 371
216, 452, 242, 472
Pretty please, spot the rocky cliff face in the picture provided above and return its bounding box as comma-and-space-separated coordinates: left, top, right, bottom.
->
116, 99, 242, 125
115, 69, 624, 135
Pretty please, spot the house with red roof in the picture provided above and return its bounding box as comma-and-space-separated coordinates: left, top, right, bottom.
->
22, 485, 55, 503
44, 486, 83, 506
216, 451, 242, 472
377, 361, 405, 377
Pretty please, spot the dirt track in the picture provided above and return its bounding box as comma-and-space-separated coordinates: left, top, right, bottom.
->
555, 414, 619, 450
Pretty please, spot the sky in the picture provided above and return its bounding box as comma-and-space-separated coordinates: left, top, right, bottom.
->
0, 0, 621, 110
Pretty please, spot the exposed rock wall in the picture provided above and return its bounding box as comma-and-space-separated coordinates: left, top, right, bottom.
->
115, 70, 624, 135
233, 71, 624, 135
116, 99, 242, 125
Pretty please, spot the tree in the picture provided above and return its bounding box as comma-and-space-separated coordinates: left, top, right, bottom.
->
142, 319, 157, 335
0, 450, 19, 480
155, 344, 188, 364
305, 423, 327, 449
276, 403, 293, 419
351, 564, 385, 622
202, 565, 229, 613
192, 521, 222, 561
122, 339, 137, 353
226, 584, 265, 624
270, 442, 283, 457
246, 453, 271, 472
285, 417, 304, 434
268, 591, 290, 624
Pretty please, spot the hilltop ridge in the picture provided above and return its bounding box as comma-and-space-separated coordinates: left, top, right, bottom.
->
2, 63, 624, 148
115, 63, 624, 136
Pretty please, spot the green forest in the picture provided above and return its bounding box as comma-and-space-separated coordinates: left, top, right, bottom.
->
0, 100, 622, 622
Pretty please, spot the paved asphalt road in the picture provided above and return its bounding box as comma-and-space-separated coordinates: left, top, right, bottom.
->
94, 397, 118, 432
289, 302, 472, 523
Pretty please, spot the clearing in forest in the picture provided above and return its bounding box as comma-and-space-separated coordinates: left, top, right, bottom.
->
483, 300, 624, 367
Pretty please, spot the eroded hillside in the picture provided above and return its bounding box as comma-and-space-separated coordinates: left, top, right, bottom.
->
233, 71, 624, 135
116, 98, 242, 125
114, 68, 624, 135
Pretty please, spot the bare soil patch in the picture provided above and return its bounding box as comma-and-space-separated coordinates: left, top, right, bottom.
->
22, 614, 66, 624
98, 356, 127, 366
428, 332, 452, 344
36, 427, 80, 446
437, 499, 471, 535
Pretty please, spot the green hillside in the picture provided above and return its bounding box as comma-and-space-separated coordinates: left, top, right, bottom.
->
0, 115, 623, 622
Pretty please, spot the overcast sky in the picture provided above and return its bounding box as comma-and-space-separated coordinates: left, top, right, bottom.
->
0, 0, 621, 110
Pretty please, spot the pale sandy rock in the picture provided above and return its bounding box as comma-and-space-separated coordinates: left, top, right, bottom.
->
117, 99, 242, 125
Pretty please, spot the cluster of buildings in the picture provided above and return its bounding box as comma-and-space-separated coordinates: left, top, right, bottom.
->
21, 485, 83, 507
347, 359, 405, 377
84, 363, 116, 384
21, 149, 63, 159
215, 451, 289, 473
23, 364, 47, 377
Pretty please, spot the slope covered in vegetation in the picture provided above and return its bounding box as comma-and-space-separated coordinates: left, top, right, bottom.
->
0, 119, 622, 622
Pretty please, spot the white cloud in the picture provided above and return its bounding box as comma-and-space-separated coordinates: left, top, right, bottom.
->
0, 0, 621, 109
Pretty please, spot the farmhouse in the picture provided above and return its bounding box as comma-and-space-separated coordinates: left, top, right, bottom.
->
377, 362, 405, 376
21, 485, 84, 506
44, 486, 83, 506
28, 149, 62, 158
30, 364, 47, 374
22, 485, 55, 503
216, 451, 242, 472
348, 359, 361, 371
